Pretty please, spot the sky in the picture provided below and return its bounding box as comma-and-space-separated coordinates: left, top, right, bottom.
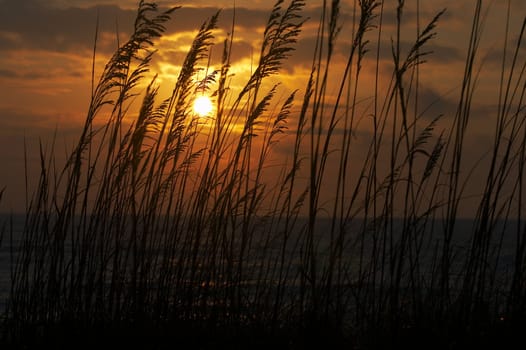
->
0, 0, 525, 215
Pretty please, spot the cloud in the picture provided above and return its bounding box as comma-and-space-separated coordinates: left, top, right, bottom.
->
0, 69, 17, 78
0, 3, 306, 62
0, 2, 136, 55
0, 65, 84, 81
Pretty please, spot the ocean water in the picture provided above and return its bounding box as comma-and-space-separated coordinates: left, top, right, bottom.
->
0, 213, 25, 313
0, 213, 521, 315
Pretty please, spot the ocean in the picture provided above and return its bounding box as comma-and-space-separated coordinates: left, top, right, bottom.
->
0, 212, 521, 315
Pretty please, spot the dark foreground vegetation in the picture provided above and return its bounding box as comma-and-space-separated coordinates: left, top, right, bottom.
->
1, 0, 526, 348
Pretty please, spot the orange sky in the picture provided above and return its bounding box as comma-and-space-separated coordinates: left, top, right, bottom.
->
1, 0, 525, 215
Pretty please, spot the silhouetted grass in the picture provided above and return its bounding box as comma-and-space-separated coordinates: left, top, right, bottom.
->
1, 0, 526, 348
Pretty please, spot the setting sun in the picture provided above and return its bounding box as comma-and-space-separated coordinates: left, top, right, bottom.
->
193, 95, 213, 117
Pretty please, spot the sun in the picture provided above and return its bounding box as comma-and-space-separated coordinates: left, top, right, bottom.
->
193, 95, 213, 117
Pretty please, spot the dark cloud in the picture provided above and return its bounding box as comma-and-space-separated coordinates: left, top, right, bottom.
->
0, 67, 84, 80
0, 2, 135, 55
425, 42, 463, 64
0, 3, 311, 58
166, 7, 268, 33
376, 39, 463, 65
482, 35, 526, 68
369, 2, 451, 30
415, 86, 459, 119
0, 69, 17, 78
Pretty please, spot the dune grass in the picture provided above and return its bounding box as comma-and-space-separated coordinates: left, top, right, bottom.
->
1, 0, 526, 348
